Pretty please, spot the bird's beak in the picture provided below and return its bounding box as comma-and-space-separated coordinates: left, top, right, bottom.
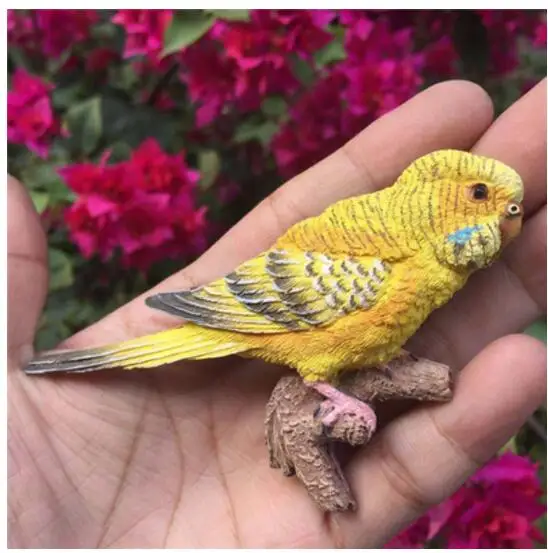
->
500, 202, 523, 246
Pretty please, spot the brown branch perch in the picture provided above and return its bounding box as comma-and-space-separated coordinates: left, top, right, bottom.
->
265, 356, 455, 512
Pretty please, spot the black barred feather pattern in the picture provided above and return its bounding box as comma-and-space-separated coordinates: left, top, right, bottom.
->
145, 249, 392, 334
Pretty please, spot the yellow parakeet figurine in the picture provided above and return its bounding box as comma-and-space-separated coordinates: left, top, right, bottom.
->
25, 149, 524, 433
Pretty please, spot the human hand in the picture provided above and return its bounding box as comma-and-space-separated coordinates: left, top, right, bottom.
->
8, 79, 546, 548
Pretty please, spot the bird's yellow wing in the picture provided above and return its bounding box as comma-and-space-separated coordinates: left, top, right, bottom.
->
145, 249, 392, 334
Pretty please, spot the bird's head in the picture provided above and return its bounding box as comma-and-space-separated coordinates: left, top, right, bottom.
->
394, 149, 524, 270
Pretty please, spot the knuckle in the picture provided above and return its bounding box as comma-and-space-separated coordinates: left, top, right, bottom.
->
378, 434, 436, 514
378, 409, 482, 515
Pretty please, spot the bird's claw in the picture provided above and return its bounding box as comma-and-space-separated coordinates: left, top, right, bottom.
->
307, 381, 378, 443
314, 396, 377, 429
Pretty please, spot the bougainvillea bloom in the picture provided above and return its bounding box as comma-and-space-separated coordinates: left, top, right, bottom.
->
37, 10, 98, 57
7, 69, 61, 158
438, 453, 546, 548
7, 10, 36, 50
534, 19, 547, 46
385, 515, 431, 548
8, 9, 97, 61
388, 453, 545, 548
272, 12, 424, 179
180, 10, 334, 126
210, 19, 300, 111
180, 38, 239, 127
61, 139, 206, 270
86, 47, 119, 73
272, 72, 349, 177
112, 9, 173, 67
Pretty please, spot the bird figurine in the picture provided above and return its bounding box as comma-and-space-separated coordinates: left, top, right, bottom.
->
24, 149, 524, 435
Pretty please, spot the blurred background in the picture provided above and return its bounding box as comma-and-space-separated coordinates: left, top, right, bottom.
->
7, 9, 547, 548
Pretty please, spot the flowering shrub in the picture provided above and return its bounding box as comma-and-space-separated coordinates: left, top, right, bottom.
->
388, 452, 546, 548
7, 69, 63, 157
7, 11, 547, 546
61, 139, 205, 269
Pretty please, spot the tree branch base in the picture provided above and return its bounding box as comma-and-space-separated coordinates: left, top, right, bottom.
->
265, 356, 455, 512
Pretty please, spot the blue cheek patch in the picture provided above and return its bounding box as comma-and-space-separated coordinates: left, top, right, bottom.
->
447, 225, 482, 245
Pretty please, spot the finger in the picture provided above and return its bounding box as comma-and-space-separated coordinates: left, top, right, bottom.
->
7, 176, 48, 364
65, 80, 494, 348
474, 79, 546, 217
409, 81, 547, 368
335, 334, 547, 548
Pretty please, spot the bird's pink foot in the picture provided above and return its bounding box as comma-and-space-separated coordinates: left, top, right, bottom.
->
307, 382, 377, 434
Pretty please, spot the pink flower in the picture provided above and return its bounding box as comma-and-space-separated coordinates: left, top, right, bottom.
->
272, 72, 350, 178
253, 10, 334, 59
180, 10, 334, 126
7, 10, 36, 49
212, 18, 300, 111
180, 39, 239, 127
216, 177, 241, 204
61, 139, 206, 270
385, 516, 430, 548
273, 12, 424, 178
7, 69, 61, 158
64, 201, 114, 259
8, 9, 97, 60
129, 138, 200, 193
112, 10, 173, 68
534, 19, 547, 47
422, 36, 457, 77
388, 453, 545, 548
86, 48, 119, 73
139, 89, 176, 110
37, 10, 98, 57
477, 10, 544, 74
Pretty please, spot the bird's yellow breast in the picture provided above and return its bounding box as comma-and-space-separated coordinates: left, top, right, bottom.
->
242, 253, 466, 381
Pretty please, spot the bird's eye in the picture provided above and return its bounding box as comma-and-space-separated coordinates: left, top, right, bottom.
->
469, 183, 489, 201
506, 202, 522, 217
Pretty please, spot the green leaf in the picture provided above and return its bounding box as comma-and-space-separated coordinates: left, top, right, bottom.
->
198, 150, 221, 190
8, 46, 33, 73
314, 39, 346, 67
234, 120, 278, 146
65, 96, 103, 155
47, 48, 72, 74
501, 435, 518, 454
48, 248, 74, 291
91, 20, 119, 40
101, 96, 177, 149
209, 9, 249, 21
30, 191, 50, 214
21, 163, 75, 206
21, 163, 74, 204
290, 56, 316, 87
108, 141, 133, 163
52, 82, 85, 110
109, 64, 138, 92
524, 319, 547, 343
162, 11, 216, 57
261, 96, 288, 118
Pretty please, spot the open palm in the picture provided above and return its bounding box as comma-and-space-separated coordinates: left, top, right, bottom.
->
8, 80, 546, 548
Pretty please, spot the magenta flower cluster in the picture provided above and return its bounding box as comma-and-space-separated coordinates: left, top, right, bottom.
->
8, 69, 63, 158
61, 140, 206, 270
7, 9, 546, 270
387, 452, 546, 548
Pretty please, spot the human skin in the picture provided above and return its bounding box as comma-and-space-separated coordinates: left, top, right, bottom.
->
8, 79, 546, 548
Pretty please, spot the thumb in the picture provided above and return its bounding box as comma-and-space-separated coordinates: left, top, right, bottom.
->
8, 175, 48, 365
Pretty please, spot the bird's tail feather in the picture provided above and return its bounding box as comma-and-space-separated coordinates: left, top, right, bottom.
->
24, 326, 250, 375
